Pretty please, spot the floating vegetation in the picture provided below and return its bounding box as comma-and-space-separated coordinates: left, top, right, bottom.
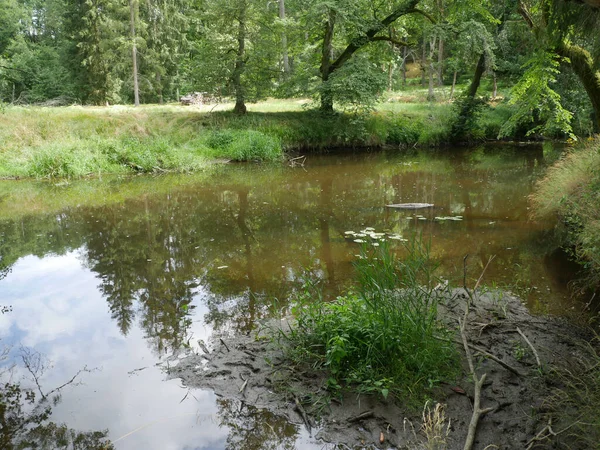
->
433, 216, 463, 222
344, 228, 408, 244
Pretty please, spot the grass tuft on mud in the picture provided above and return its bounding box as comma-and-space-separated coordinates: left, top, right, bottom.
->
281, 239, 459, 407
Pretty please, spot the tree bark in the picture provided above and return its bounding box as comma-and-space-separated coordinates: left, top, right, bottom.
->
130, 0, 140, 106
279, 0, 290, 76
233, 0, 247, 115
557, 43, 600, 131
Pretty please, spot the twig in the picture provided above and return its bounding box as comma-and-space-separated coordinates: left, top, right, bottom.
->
517, 327, 541, 368
239, 374, 249, 396
347, 410, 374, 423
219, 338, 230, 352
294, 396, 312, 433
45, 366, 93, 399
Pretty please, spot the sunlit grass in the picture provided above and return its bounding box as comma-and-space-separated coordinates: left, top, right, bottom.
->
0, 95, 515, 179
532, 138, 600, 288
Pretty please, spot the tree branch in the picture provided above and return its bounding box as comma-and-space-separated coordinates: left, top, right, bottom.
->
328, 0, 422, 74
409, 8, 437, 24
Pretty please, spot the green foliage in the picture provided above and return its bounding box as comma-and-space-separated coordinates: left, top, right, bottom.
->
532, 139, 600, 289
499, 50, 574, 139
320, 56, 388, 114
282, 239, 458, 407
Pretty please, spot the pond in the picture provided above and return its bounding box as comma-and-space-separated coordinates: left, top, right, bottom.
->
0, 143, 580, 449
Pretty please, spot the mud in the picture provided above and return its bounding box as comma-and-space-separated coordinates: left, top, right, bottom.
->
169, 289, 593, 449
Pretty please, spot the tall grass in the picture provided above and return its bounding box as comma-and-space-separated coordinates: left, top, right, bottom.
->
282, 239, 458, 407
531, 139, 600, 288
0, 99, 515, 179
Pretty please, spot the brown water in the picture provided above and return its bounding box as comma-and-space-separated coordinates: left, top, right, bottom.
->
0, 144, 580, 448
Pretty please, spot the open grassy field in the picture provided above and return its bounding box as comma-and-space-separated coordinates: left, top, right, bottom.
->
0, 87, 512, 179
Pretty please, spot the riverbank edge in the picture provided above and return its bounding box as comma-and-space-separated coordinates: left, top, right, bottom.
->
0, 104, 512, 179
169, 288, 598, 449
531, 137, 600, 291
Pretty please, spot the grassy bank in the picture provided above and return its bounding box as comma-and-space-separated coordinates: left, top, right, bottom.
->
532, 138, 600, 289
280, 238, 458, 407
0, 95, 512, 179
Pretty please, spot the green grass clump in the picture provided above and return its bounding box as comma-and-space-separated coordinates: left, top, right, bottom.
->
204, 129, 282, 161
282, 239, 458, 406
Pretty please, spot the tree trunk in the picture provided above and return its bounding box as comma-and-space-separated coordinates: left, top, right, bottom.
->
402, 46, 408, 87
492, 73, 497, 99
279, 0, 290, 76
427, 37, 436, 101
558, 43, 600, 131
320, 8, 336, 112
388, 63, 394, 91
130, 0, 140, 107
467, 53, 485, 100
421, 39, 427, 87
233, 1, 247, 115
156, 72, 163, 104
437, 38, 444, 85
450, 70, 457, 99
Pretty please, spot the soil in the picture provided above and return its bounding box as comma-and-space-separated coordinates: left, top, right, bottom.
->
170, 289, 594, 449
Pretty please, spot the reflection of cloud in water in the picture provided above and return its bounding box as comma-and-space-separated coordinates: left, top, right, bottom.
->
1, 253, 230, 449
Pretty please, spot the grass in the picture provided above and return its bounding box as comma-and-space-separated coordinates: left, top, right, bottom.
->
541, 333, 600, 449
531, 138, 600, 289
280, 237, 459, 408
0, 91, 513, 179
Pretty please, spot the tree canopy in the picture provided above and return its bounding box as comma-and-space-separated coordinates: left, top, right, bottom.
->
0, 0, 599, 134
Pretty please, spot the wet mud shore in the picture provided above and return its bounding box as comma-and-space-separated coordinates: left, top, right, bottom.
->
170, 289, 594, 449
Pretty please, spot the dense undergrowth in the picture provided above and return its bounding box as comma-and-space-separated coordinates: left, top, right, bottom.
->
280, 238, 459, 408
0, 98, 512, 179
532, 138, 600, 290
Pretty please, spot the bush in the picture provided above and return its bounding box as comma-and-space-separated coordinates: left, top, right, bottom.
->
282, 238, 459, 407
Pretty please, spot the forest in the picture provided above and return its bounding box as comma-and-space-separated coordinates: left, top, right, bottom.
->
0, 0, 599, 138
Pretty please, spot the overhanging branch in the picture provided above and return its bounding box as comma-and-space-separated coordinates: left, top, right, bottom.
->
328, 0, 421, 74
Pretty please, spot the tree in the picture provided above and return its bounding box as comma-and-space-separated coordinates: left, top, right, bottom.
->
516, 0, 600, 132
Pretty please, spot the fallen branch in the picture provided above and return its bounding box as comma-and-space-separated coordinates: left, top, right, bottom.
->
347, 410, 374, 423
517, 327, 541, 368
294, 396, 312, 433
460, 317, 494, 450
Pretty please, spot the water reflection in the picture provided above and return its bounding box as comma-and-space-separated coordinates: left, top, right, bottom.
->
0, 144, 577, 448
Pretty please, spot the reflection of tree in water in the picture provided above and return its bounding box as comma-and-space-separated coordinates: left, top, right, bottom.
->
0, 347, 113, 450
216, 399, 298, 450
0, 147, 570, 349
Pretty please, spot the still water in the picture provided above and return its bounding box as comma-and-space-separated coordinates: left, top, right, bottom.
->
0, 144, 578, 448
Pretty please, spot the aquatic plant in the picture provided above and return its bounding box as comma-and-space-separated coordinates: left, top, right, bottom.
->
281, 237, 459, 407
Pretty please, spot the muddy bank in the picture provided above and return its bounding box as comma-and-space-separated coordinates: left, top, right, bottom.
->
169, 289, 593, 449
